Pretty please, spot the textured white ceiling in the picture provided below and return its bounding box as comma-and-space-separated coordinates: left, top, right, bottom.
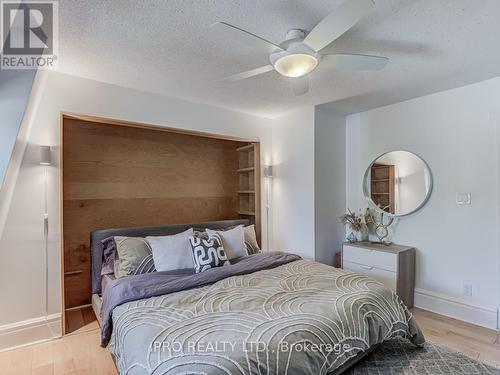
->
57, 0, 500, 117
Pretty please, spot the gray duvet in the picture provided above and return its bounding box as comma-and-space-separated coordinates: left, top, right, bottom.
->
104, 252, 424, 375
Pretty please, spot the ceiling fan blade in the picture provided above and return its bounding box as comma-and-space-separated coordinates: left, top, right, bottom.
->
222, 65, 275, 82
322, 54, 388, 70
303, 0, 375, 52
291, 76, 309, 96
211, 22, 283, 53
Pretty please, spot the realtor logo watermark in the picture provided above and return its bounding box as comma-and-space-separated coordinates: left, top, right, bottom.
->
1, 0, 58, 69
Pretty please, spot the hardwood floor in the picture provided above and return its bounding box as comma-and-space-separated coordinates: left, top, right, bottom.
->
0, 308, 498, 374
411, 307, 500, 368
0, 320, 115, 375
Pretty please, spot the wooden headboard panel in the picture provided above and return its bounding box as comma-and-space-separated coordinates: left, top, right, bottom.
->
61, 116, 256, 312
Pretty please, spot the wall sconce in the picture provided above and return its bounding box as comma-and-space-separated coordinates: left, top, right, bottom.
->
39, 145, 51, 166
263, 165, 273, 251
263, 165, 273, 178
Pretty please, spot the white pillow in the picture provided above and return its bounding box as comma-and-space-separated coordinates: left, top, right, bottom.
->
206, 225, 247, 260
146, 228, 194, 272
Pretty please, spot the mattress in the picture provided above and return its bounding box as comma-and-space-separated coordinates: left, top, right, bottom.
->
92, 274, 116, 326
91, 293, 102, 325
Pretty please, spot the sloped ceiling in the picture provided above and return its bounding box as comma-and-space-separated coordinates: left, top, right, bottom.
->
0, 70, 36, 186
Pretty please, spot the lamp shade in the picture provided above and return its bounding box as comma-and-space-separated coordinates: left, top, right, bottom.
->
39, 145, 51, 165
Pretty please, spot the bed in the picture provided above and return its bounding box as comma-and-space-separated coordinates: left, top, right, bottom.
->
91, 220, 424, 375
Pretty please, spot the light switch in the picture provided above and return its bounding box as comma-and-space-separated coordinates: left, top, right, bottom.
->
456, 192, 471, 205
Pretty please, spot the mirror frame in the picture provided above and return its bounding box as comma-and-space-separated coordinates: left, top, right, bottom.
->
362, 150, 433, 217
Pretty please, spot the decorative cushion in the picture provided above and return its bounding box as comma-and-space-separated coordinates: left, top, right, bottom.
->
244, 225, 261, 255
146, 228, 194, 272
101, 236, 116, 276
206, 225, 247, 260
189, 234, 229, 273
193, 230, 209, 240
113, 236, 156, 278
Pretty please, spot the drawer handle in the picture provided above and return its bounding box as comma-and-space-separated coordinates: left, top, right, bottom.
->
360, 265, 374, 270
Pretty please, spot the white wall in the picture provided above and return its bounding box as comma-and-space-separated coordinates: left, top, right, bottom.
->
346, 77, 500, 329
271, 107, 315, 259
0, 70, 273, 347
314, 106, 346, 265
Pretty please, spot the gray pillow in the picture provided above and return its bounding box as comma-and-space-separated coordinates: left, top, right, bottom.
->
113, 236, 156, 278
244, 225, 261, 255
206, 225, 246, 260
146, 228, 194, 272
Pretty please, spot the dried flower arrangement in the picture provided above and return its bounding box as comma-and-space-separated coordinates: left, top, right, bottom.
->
340, 209, 364, 232
340, 207, 396, 244
340, 208, 379, 242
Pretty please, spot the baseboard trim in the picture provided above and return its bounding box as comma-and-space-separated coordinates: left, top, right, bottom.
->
0, 313, 61, 352
0, 313, 60, 335
414, 288, 498, 330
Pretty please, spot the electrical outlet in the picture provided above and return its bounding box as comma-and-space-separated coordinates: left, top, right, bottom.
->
463, 282, 473, 297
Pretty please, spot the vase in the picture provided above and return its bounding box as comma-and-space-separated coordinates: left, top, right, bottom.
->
347, 232, 357, 243
356, 224, 369, 242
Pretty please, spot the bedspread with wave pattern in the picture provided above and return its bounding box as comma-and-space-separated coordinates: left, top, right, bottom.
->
108, 259, 424, 374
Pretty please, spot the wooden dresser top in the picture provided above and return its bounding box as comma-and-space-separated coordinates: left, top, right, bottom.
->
343, 241, 414, 254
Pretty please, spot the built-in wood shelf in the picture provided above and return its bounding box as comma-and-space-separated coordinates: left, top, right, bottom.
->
237, 167, 255, 173
236, 143, 260, 237
236, 144, 255, 152
61, 116, 262, 335
238, 211, 256, 216
64, 270, 83, 276
370, 163, 395, 213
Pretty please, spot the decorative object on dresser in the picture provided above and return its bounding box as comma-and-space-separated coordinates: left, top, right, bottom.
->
342, 241, 415, 307
364, 208, 396, 245
340, 208, 370, 242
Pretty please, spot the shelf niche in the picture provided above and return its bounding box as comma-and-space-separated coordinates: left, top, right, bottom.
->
237, 143, 261, 242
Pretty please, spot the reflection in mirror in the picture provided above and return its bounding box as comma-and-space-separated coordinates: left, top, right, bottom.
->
363, 151, 432, 217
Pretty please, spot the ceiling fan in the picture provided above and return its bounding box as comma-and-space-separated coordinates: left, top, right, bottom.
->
212, 0, 388, 95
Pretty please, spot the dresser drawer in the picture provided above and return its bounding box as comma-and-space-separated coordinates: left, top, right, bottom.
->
343, 260, 397, 291
343, 245, 397, 272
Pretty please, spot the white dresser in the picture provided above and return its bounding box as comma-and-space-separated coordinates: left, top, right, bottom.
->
342, 241, 415, 307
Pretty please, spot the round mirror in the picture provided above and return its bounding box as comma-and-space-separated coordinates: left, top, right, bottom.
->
363, 150, 432, 217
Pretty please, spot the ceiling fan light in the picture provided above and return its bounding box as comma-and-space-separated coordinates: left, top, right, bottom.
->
274, 53, 318, 78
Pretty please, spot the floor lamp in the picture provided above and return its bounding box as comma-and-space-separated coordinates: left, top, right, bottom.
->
263, 165, 273, 251
40, 146, 51, 323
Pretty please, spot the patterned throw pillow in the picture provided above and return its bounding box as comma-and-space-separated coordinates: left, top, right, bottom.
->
188, 234, 230, 273
244, 225, 261, 255
114, 236, 156, 278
